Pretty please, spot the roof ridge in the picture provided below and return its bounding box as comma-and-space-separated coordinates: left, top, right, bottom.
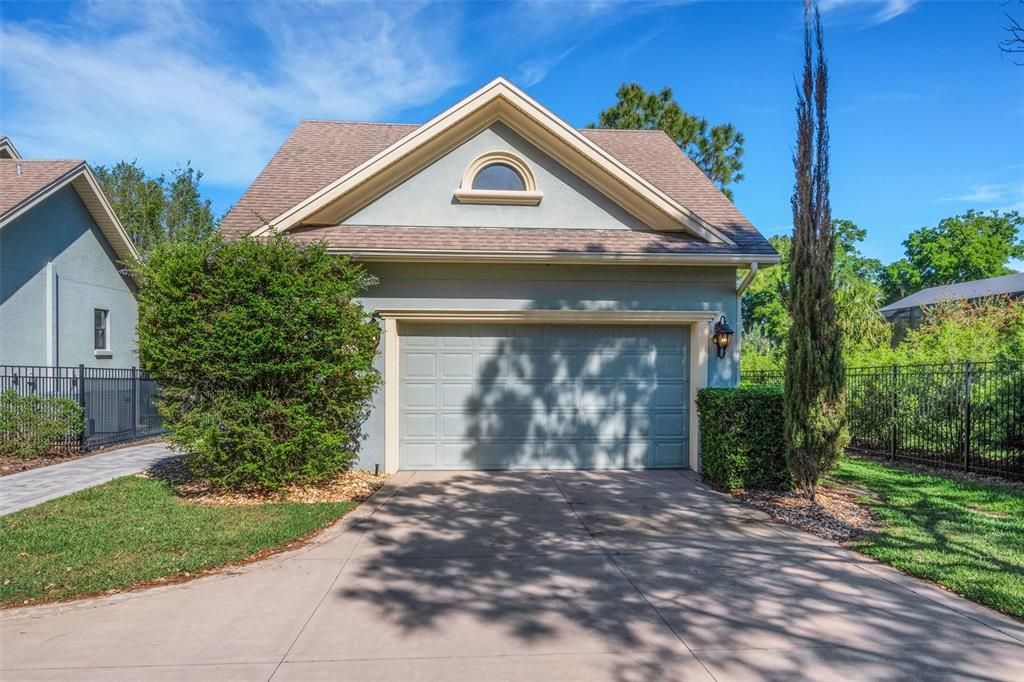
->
0, 158, 84, 164
298, 119, 421, 127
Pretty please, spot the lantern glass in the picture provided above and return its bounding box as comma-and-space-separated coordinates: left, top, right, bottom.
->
712, 316, 734, 358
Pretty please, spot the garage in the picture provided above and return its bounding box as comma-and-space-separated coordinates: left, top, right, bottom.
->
398, 323, 689, 470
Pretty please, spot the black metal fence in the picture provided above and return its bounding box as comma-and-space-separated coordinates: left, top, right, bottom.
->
743, 362, 1024, 480
0, 365, 164, 452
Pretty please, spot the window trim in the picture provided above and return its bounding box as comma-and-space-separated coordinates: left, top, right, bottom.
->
94, 308, 111, 356
454, 151, 542, 206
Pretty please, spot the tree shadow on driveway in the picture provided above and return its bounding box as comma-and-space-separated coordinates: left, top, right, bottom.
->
308, 470, 1023, 681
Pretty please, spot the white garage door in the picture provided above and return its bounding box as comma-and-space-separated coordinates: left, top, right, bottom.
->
399, 323, 689, 470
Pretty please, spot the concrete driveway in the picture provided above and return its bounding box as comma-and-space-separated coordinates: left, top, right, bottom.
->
2, 470, 1022, 681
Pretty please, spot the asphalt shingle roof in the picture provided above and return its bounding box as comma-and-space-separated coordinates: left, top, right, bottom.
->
880, 273, 1024, 312
220, 121, 775, 258
0, 159, 84, 220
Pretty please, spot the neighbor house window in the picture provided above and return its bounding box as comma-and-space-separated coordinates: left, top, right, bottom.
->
94, 309, 109, 351
454, 151, 542, 205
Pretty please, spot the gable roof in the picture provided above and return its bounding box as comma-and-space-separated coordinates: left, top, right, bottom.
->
0, 136, 22, 160
221, 78, 777, 263
880, 272, 1024, 314
0, 159, 140, 266
247, 78, 733, 244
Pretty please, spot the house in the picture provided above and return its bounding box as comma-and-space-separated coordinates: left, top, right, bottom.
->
0, 139, 140, 369
222, 78, 779, 474
881, 272, 1024, 330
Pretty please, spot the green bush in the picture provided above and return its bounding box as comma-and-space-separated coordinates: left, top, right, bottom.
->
133, 234, 382, 491
0, 390, 83, 458
696, 386, 791, 491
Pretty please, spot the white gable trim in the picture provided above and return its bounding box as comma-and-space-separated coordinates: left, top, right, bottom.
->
0, 164, 140, 270
251, 78, 734, 245
0, 137, 22, 160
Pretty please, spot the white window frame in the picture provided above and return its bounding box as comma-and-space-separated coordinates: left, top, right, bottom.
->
94, 308, 111, 356
453, 151, 543, 206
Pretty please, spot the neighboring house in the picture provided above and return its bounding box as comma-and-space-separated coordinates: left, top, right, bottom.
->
0, 136, 21, 160
222, 78, 779, 474
881, 272, 1024, 331
0, 141, 140, 369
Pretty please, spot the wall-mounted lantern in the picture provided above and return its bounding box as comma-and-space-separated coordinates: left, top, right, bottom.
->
711, 315, 735, 359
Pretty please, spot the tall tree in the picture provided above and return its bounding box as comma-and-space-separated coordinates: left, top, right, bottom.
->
784, 2, 848, 501
92, 161, 165, 252
165, 164, 217, 244
94, 160, 218, 253
743, 219, 887, 360
880, 210, 1024, 303
590, 83, 745, 199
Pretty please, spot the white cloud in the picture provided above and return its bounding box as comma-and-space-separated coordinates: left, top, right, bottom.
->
818, 0, 920, 25
515, 47, 575, 87
944, 182, 1024, 206
0, 1, 463, 187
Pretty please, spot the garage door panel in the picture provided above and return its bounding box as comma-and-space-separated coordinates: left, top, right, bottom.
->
404, 443, 438, 468
440, 352, 475, 378
403, 353, 438, 379
399, 323, 689, 470
404, 413, 438, 439
653, 441, 687, 467
404, 384, 437, 409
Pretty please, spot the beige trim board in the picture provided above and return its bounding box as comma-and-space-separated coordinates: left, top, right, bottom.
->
377, 307, 715, 474
252, 78, 733, 245
330, 247, 781, 267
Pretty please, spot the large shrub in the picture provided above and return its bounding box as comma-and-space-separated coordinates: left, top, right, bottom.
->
134, 234, 381, 490
0, 390, 83, 458
696, 386, 791, 491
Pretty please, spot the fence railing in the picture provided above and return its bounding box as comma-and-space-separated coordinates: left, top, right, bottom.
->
743, 362, 1024, 480
0, 365, 164, 452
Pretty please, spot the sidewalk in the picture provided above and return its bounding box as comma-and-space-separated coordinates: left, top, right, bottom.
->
0, 441, 181, 515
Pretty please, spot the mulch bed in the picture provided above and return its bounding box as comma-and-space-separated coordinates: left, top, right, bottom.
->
140, 458, 389, 506
735, 485, 879, 542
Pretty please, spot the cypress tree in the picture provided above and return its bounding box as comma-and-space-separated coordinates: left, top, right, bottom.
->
784, 2, 849, 501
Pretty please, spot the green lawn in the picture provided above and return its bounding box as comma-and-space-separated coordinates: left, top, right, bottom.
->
828, 456, 1024, 619
0, 476, 355, 607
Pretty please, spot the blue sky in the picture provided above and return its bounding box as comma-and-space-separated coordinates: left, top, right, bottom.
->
2, 0, 1022, 267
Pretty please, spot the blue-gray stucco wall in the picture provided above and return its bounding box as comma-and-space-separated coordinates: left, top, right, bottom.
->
352, 261, 740, 470
344, 122, 647, 231
0, 185, 138, 368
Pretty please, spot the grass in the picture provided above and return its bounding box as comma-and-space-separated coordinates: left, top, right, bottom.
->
827, 456, 1024, 619
0, 476, 355, 607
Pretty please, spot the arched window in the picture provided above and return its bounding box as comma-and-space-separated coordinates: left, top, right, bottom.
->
472, 162, 526, 191
455, 151, 542, 205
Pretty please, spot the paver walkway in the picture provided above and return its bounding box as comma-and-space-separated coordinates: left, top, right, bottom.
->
2, 469, 1022, 681
0, 441, 180, 515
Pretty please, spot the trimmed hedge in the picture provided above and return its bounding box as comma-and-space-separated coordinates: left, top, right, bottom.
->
0, 390, 84, 458
696, 386, 791, 491
133, 234, 382, 491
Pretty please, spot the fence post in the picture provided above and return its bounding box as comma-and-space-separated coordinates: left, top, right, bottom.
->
963, 361, 973, 472
890, 365, 899, 461
131, 366, 138, 439
77, 363, 86, 451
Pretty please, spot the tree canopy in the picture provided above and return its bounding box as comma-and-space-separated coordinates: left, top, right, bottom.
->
590, 83, 745, 199
743, 219, 888, 363
880, 210, 1024, 303
94, 160, 217, 252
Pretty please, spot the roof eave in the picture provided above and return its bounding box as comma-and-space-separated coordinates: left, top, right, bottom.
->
322, 246, 780, 267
